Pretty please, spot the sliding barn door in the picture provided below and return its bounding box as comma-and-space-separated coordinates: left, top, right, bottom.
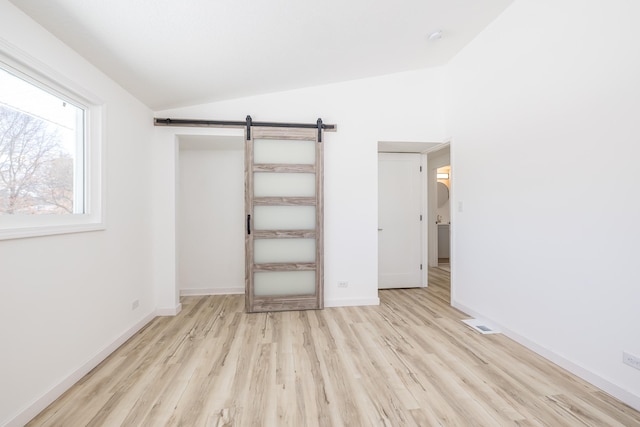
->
245, 127, 323, 312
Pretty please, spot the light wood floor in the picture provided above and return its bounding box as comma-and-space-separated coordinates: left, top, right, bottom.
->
29, 269, 640, 426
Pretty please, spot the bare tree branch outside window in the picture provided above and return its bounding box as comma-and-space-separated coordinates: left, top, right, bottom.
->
0, 105, 74, 214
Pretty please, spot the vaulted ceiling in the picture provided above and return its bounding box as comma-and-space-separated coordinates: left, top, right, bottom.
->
10, 0, 513, 110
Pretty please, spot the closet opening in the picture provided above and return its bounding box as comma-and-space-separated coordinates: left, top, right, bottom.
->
177, 134, 245, 296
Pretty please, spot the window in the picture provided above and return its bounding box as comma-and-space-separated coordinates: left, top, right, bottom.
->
0, 47, 103, 240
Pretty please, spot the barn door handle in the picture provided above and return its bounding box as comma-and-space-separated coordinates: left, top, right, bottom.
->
247, 214, 251, 235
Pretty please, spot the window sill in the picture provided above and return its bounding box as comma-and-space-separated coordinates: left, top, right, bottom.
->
0, 221, 105, 241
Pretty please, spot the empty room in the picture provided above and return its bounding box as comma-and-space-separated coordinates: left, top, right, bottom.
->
1, 0, 639, 425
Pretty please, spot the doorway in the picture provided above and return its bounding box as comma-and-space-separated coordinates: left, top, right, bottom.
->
177, 135, 245, 296
377, 141, 440, 289
427, 144, 450, 269
426, 143, 452, 302
378, 152, 423, 288
436, 165, 451, 272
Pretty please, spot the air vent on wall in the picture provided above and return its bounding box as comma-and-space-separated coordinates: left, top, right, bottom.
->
462, 318, 501, 335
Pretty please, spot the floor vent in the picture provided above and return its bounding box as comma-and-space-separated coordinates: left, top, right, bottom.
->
462, 318, 501, 335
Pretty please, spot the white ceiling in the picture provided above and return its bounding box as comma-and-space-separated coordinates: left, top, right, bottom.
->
9, 0, 513, 110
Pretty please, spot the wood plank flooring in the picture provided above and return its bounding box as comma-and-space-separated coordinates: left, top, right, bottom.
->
28, 269, 640, 426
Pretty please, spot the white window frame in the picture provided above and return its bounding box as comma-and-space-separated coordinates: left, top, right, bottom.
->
0, 41, 105, 240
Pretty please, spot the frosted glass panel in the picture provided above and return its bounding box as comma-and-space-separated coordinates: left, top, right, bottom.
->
254, 139, 315, 164
254, 173, 315, 197
254, 239, 316, 264
254, 271, 316, 296
254, 206, 315, 230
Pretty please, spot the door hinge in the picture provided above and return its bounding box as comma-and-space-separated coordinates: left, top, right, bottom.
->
420, 166, 422, 172
420, 214, 423, 221
420, 264, 423, 270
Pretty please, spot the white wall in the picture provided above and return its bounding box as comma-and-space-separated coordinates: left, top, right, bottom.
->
178, 137, 245, 295
153, 67, 447, 310
448, 0, 640, 409
0, 2, 155, 425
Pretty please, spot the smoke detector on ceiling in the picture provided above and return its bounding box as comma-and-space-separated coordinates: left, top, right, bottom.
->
428, 30, 443, 42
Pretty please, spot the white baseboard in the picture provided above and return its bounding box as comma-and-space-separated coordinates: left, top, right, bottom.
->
324, 297, 380, 308
452, 300, 640, 412
180, 287, 244, 296
4, 312, 156, 427
156, 302, 182, 316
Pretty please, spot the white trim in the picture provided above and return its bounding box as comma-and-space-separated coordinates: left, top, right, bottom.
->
0, 38, 105, 241
324, 297, 380, 308
180, 287, 244, 296
0, 38, 100, 103
422, 141, 450, 154
3, 312, 156, 427
0, 223, 105, 240
156, 303, 182, 316
421, 153, 429, 287
452, 300, 640, 412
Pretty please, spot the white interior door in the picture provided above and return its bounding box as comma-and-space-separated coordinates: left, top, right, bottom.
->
378, 153, 423, 289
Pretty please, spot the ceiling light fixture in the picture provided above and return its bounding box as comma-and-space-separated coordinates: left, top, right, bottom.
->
428, 30, 443, 42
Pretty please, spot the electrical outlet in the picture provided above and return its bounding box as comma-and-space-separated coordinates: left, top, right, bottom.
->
132, 299, 140, 310
623, 352, 640, 370
338, 281, 348, 288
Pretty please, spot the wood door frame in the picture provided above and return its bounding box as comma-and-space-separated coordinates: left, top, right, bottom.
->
245, 127, 324, 313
